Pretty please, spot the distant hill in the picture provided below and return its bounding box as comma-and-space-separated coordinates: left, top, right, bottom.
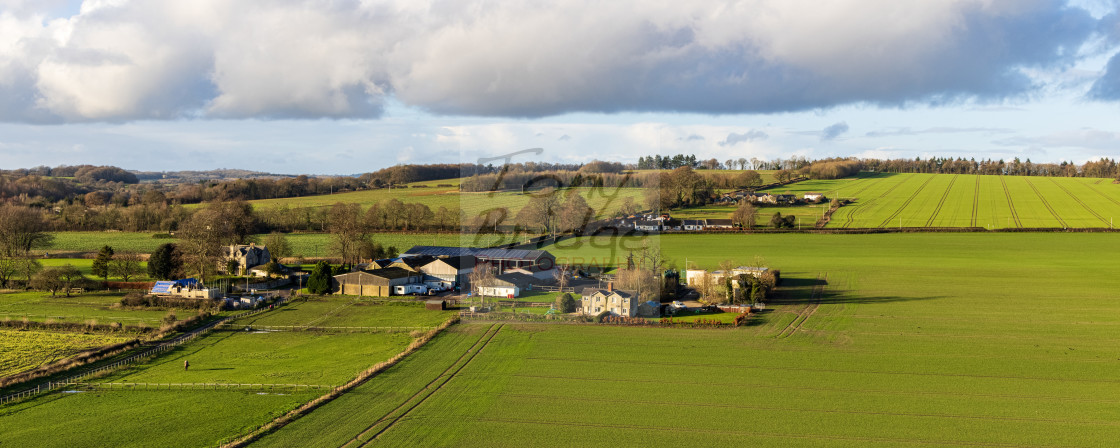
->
132, 169, 300, 184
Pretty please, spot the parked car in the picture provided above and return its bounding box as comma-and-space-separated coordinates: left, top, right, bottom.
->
671, 301, 687, 310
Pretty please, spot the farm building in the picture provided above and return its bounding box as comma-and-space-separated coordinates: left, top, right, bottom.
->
580, 286, 637, 317
150, 278, 220, 299
223, 244, 270, 275
332, 267, 423, 296
634, 220, 662, 231
706, 219, 734, 230
402, 246, 556, 274
475, 272, 537, 298
685, 266, 770, 287
425, 299, 447, 310
419, 256, 475, 288
682, 219, 705, 231
803, 192, 825, 202
388, 255, 437, 272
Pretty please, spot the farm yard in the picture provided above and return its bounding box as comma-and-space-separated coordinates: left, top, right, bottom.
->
240, 232, 1120, 447
760, 172, 1120, 228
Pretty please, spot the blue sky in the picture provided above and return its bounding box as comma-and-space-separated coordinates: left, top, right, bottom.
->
1, 0, 1120, 174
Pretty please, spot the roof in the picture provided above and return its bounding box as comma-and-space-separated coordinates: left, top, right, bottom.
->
150, 278, 197, 294
707, 219, 734, 226
390, 255, 436, 270
335, 267, 418, 281
580, 288, 633, 299
682, 219, 705, 226
479, 272, 537, 288
403, 246, 553, 262
634, 220, 661, 226
423, 255, 475, 270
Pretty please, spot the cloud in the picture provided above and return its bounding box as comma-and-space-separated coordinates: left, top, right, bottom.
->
557, 134, 571, 141
719, 130, 768, 146
682, 134, 705, 141
0, 0, 1104, 122
821, 122, 850, 141
993, 127, 1120, 151
865, 126, 1016, 137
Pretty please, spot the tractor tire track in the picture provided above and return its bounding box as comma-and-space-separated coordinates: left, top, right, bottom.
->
878, 175, 936, 228
353, 324, 504, 446
843, 175, 911, 228
970, 175, 980, 227
1023, 178, 1067, 228
924, 174, 958, 227
777, 273, 826, 339
1047, 178, 1108, 227
999, 176, 1022, 228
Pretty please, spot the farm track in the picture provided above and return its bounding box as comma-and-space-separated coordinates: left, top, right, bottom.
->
970, 175, 980, 227
925, 174, 959, 227
1023, 178, 1067, 228
1047, 178, 1109, 226
423, 416, 1057, 448
1086, 183, 1120, 208
843, 175, 912, 228
484, 392, 1120, 427
344, 324, 504, 447
878, 175, 937, 228
999, 176, 1023, 228
776, 273, 826, 339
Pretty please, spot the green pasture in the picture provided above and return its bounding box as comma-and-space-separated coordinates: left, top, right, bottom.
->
237, 297, 457, 328
0, 329, 133, 378
0, 291, 174, 325
764, 172, 1120, 228
38, 258, 151, 281
249, 232, 1120, 447
43, 231, 173, 254
0, 390, 315, 448
670, 204, 828, 227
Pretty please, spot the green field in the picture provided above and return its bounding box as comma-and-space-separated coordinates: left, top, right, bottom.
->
0, 329, 133, 378
236, 298, 457, 328
0, 390, 316, 448
0, 291, 175, 325
671, 204, 828, 227
44, 231, 175, 254
38, 258, 151, 281
761, 172, 1120, 228
247, 232, 1120, 447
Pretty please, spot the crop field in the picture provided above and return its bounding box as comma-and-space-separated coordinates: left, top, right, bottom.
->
761, 172, 1120, 228
236, 298, 457, 328
44, 231, 174, 254
246, 232, 1120, 447
245, 185, 647, 221
0, 329, 133, 378
0, 291, 174, 325
0, 390, 316, 448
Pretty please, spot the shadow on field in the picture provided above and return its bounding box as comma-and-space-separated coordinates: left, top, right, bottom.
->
774, 276, 942, 305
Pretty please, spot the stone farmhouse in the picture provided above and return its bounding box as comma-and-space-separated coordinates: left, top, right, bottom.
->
580, 286, 637, 317
223, 244, 270, 276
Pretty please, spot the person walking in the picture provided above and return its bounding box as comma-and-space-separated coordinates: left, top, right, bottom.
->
184, 360, 190, 371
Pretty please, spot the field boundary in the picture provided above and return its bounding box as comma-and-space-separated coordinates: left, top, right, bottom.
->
215, 324, 439, 333
75, 382, 333, 392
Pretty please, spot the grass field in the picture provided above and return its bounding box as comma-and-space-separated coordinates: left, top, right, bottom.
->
0, 291, 175, 325
0, 329, 133, 378
0, 390, 316, 448
761, 172, 1120, 228
43, 231, 175, 254
236, 298, 457, 328
38, 258, 151, 281
671, 204, 828, 227
248, 232, 1120, 447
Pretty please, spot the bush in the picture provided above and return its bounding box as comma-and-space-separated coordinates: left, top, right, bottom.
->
555, 293, 578, 313
306, 261, 333, 295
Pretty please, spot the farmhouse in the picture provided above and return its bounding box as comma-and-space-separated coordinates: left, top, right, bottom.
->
682, 219, 705, 231
331, 267, 422, 296
580, 286, 637, 317
706, 218, 734, 230
633, 220, 662, 231
403, 246, 556, 274
223, 244, 270, 275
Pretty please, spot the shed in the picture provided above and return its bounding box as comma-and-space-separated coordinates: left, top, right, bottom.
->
332, 267, 422, 296
425, 299, 447, 311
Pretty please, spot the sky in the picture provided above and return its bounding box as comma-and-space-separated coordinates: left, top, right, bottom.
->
2, 0, 1120, 174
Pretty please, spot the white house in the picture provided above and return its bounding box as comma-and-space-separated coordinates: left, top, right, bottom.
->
804, 192, 825, 202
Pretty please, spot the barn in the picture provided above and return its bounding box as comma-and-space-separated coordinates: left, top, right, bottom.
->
402, 246, 556, 274
332, 267, 422, 296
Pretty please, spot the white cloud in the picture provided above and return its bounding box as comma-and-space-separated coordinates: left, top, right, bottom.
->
0, 0, 1107, 122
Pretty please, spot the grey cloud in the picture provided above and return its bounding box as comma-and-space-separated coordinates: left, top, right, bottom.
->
719, 130, 768, 146
682, 134, 705, 141
821, 122, 850, 141
0, 0, 1104, 122
558, 134, 571, 141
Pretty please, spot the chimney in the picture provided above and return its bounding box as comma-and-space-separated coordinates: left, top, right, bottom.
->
607, 282, 613, 292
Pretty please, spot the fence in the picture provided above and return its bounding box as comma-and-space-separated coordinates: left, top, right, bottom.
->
215, 324, 437, 333
0, 296, 292, 406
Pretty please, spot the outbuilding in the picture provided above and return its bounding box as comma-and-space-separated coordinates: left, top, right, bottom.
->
332, 267, 422, 296
425, 299, 447, 311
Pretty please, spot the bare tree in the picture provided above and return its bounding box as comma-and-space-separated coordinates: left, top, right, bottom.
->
328, 203, 370, 269
467, 262, 498, 308
263, 233, 292, 263
732, 201, 756, 229
109, 252, 145, 282
0, 206, 52, 258
737, 158, 748, 170
554, 265, 570, 292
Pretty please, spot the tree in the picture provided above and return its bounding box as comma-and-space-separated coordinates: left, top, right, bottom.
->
306, 261, 333, 295
556, 193, 593, 233
31, 265, 84, 297
555, 293, 578, 313
0, 205, 53, 257
553, 265, 570, 292
91, 245, 115, 280
770, 212, 795, 229
735, 170, 762, 189
518, 188, 561, 234
774, 169, 793, 183
328, 203, 369, 269
263, 233, 292, 263
468, 262, 498, 304
178, 206, 246, 282
731, 201, 756, 229
109, 252, 144, 282
148, 243, 181, 280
